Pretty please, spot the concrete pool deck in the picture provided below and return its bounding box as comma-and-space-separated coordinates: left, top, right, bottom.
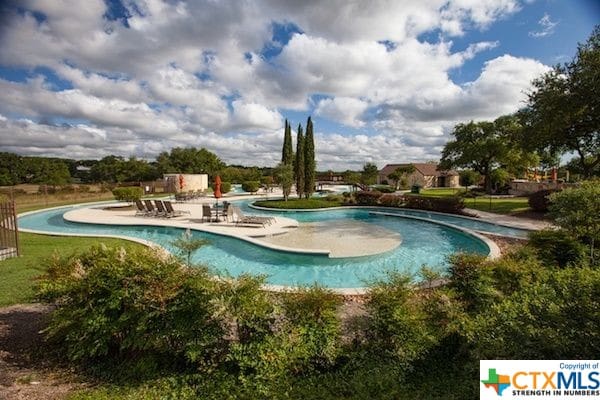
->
62, 202, 400, 258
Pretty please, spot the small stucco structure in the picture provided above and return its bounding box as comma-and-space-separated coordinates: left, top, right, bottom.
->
164, 174, 209, 193
378, 163, 459, 188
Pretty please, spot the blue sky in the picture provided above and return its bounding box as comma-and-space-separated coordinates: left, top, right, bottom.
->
0, 0, 597, 169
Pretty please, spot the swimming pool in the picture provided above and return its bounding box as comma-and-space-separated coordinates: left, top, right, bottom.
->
18, 203, 497, 290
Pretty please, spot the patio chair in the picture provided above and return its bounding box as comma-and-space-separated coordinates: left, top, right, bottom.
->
143, 200, 159, 217
154, 200, 172, 218
202, 204, 214, 222
163, 200, 190, 217
135, 200, 150, 216
231, 206, 273, 227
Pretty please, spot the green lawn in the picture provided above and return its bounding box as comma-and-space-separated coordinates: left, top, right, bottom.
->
0, 232, 144, 306
418, 188, 530, 214
253, 198, 343, 209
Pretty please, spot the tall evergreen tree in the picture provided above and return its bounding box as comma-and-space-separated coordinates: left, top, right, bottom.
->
304, 116, 316, 198
282, 119, 294, 166
294, 124, 305, 198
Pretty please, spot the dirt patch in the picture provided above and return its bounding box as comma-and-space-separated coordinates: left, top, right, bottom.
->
0, 304, 83, 400
482, 234, 527, 255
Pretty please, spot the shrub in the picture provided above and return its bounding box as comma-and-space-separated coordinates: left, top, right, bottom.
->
379, 194, 404, 207
466, 266, 600, 359
447, 253, 498, 312
549, 181, 600, 264
281, 286, 342, 371
112, 187, 143, 203
402, 194, 465, 214
528, 189, 559, 212
528, 229, 586, 267
38, 245, 225, 367
355, 190, 382, 205
212, 181, 231, 194
365, 273, 441, 364
372, 185, 395, 193
241, 181, 260, 193
324, 194, 343, 202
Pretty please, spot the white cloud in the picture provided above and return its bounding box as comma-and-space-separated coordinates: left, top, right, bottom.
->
315, 97, 369, 127
528, 13, 558, 38
0, 0, 553, 170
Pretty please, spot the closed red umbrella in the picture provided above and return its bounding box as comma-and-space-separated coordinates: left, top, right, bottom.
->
178, 174, 185, 191
214, 176, 222, 221
214, 175, 222, 199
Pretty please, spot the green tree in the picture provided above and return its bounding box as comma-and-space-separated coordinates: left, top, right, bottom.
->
459, 169, 480, 192
171, 228, 210, 267
304, 116, 316, 198
274, 163, 294, 201
0, 152, 23, 185
490, 168, 510, 192
361, 162, 379, 185
549, 181, 600, 263
90, 155, 126, 183
294, 124, 305, 198
156, 147, 224, 176
387, 165, 416, 190
518, 26, 600, 177
282, 119, 294, 166
36, 159, 71, 187
343, 170, 361, 188
439, 116, 517, 193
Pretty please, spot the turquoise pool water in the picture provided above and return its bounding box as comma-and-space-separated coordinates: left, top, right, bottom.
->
18, 204, 494, 289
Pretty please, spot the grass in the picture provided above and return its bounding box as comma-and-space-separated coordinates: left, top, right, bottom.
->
254, 197, 343, 209
0, 232, 144, 307
418, 188, 531, 214
13, 192, 116, 213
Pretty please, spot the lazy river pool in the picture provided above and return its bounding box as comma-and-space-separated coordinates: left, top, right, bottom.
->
18, 201, 527, 290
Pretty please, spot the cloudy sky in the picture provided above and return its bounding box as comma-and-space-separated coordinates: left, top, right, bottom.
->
0, 0, 598, 170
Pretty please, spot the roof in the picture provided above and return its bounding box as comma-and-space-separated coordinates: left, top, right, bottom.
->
379, 163, 458, 177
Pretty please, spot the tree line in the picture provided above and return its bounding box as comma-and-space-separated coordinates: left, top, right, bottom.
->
0, 147, 272, 187
440, 26, 600, 193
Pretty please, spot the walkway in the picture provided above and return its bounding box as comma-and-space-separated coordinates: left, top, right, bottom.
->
464, 208, 553, 231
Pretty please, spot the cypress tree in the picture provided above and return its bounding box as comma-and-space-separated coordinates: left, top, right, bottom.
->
304, 116, 315, 198
294, 124, 305, 198
282, 119, 293, 166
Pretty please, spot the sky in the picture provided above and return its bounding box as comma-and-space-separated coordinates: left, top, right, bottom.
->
0, 0, 598, 171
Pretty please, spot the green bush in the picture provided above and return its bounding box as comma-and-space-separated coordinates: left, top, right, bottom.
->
111, 187, 143, 203
465, 266, 600, 359
528, 229, 586, 267
211, 181, 231, 194
379, 194, 403, 207
365, 273, 441, 364
38, 245, 225, 367
549, 181, 600, 264
355, 190, 382, 205
402, 194, 465, 213
241, 181, 260, 193
281, 286, 342, 371
372, 185, 395, 193
447, 253, 498, 313
528, 189, 559, 212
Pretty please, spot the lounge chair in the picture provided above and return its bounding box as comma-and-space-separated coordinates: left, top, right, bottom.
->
135, 199, 150, 216
144, 200, 160, 217
155, 200, 172, 218
163, 200, 190, 217
231, 206, 273, 227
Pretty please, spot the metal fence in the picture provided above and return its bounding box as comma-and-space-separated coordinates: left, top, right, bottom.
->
0, 199, 19, 260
